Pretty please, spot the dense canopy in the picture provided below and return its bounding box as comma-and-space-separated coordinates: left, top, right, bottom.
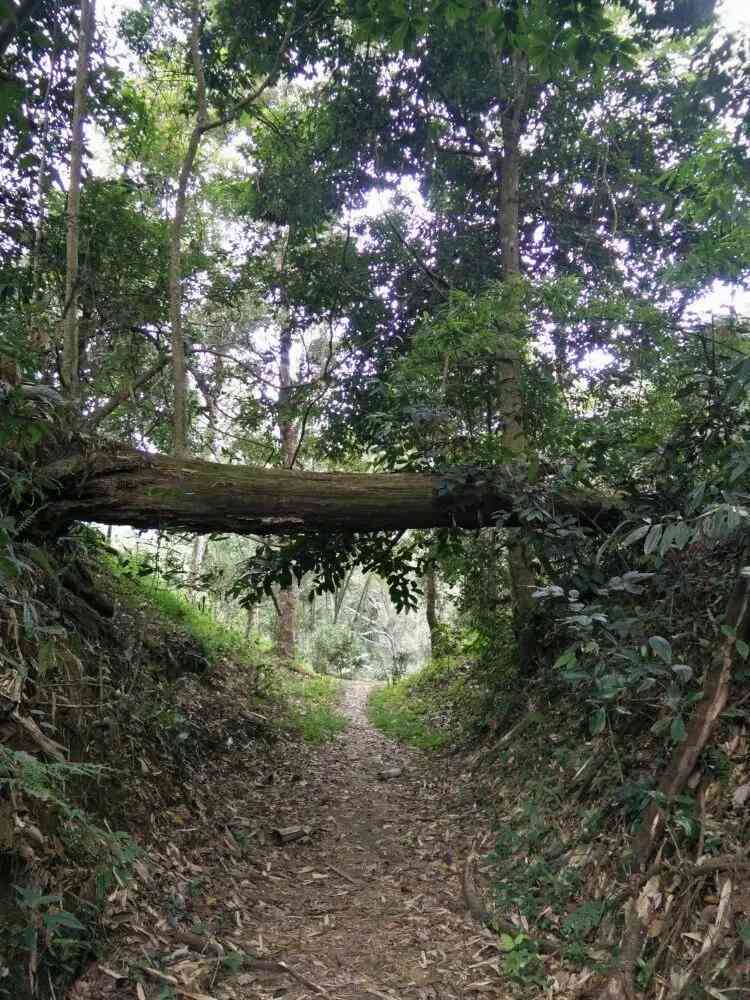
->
2, 2, 750, 994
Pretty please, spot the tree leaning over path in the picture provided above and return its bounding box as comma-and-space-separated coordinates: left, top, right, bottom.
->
35, 440, 626, 536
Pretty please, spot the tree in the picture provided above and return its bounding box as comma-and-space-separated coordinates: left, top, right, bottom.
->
29, 439, 623, 535
290, 0, 739, 664
129, 0, 326, 456
424, 565, 439, 655
276, 316, 299, 659
61, 0, 95, 400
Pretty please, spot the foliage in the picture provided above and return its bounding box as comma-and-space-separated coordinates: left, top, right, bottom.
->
351, 0, 636, 80
0, 746, 141, 993
364, 280, 540, 470
662, 126, 750, 291
310, 622, 367, 677
112, 550, 266, 667
280, 672, 348, 743
367, 653, 489, 749
232, 531, 425, 613
497, 932, 544, 986
368, 681, 452, 750
3, 0, 750, 993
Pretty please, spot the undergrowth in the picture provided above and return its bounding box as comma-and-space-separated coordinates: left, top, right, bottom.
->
113, 551, 349, 743
0, 745, 142, 997
0, 532, 350, 998
281, 673, 348, 743
367, 659, 463, 749
110, 551, 268, 665
367, 618, 520, 751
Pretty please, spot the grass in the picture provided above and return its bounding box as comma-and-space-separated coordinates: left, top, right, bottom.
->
110, 553, 263, 664
282, 673, 349, 743
111, 551, 348, 743
136, 580, 253, 660
367, 653, 505, 749
368, 676, 453, 749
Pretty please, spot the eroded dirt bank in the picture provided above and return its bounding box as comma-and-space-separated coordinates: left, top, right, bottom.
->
69, 680, 508, 1000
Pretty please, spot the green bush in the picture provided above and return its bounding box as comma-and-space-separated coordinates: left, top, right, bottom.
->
367, 610, 520, 751
282, 673, 349, 743
310, 622, 366, 677
0, 746, 140, 994
111, 551, 265, 667
368, 681, 452, 748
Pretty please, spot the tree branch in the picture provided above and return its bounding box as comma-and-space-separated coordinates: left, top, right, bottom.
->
82, 355, 169, 430
198, 1, 300, 136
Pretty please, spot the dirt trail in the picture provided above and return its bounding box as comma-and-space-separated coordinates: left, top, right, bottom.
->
234, 681, 505, 999
71, 681, 508, 1000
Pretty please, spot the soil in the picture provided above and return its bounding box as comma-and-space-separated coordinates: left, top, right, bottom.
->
68, 681, 510, 1000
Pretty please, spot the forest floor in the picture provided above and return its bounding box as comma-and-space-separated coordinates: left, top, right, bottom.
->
68, 680, 509, 1000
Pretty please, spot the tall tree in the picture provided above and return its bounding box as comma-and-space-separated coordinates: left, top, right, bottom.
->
277, 317, 299, 659
301, 0, 733, 661
61, 0, 95, 400
160, 0, 303, 455
168, 3, 205, 457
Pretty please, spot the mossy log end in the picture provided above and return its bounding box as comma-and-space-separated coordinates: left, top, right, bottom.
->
37, 444, 626, 536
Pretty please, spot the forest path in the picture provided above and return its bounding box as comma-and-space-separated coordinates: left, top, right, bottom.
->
70, 680, 508, 1000
211, 679, 508, 1000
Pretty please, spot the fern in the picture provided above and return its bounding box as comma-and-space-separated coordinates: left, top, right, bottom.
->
0, 746, 104, 809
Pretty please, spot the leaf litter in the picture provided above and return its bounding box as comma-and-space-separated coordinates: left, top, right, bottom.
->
67, 680, 510, 1000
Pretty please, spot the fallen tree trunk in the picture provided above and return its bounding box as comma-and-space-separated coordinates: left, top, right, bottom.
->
37, 443, 627, 536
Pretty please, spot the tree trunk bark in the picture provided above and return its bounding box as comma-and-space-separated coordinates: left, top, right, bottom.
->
31, 34, 61, 318
244, 603, 257, 638
276, 322, 298, 660
38, 444, 626, 536
61, 0, 95, 401
189, 534, 208, 590
424, 567, 439, 655
495, 48, 537, 664
169, 3, 207, 458
277, 587, 296, 660
185, 355, 222, 594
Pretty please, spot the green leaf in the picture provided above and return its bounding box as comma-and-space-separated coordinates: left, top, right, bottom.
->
644, 524, 663, 556
670, 716, 687, 743
649, 636, 672, 664
222, 951, 244, 972
589, 707, 606, 736
736, 639, 749, 660
553, 646, 577, 669
44, 910, 86, 932
622, 524, 649, 547
651, 716, 672, 737
499, 933, 515, 952
671, 664, 693, 682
